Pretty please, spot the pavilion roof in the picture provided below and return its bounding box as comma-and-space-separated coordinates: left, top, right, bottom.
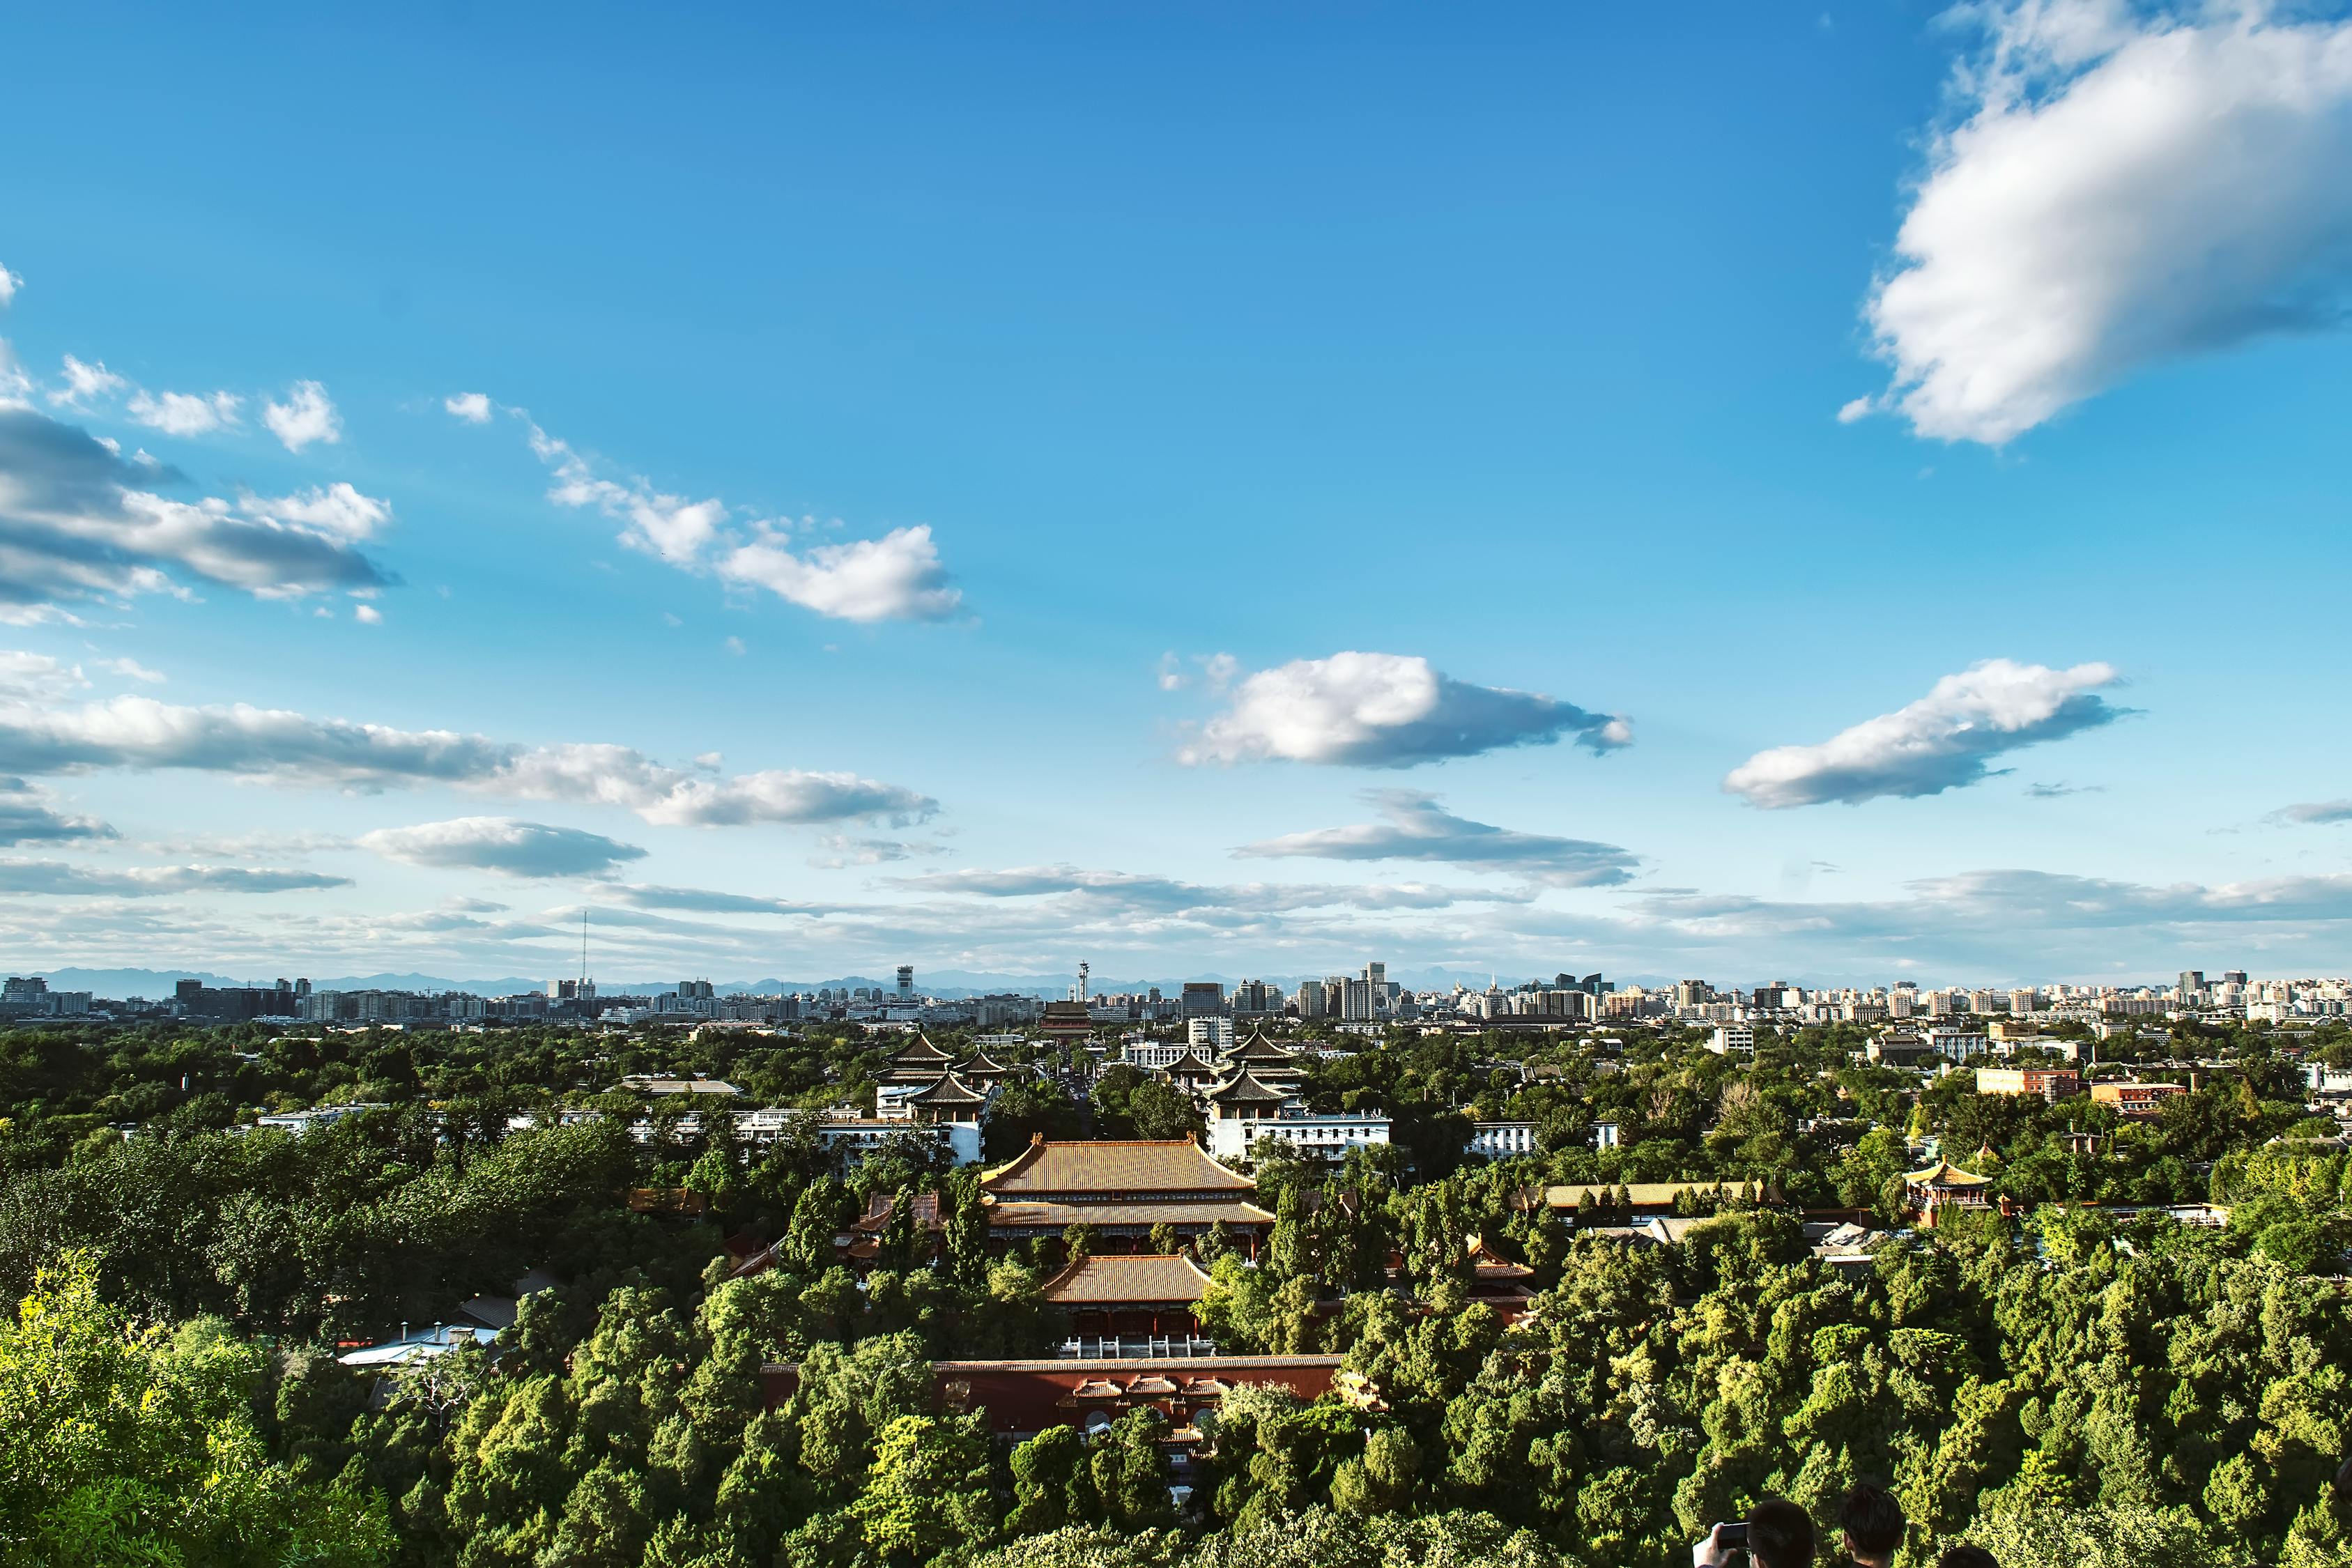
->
981, 1136, 1256, 1197
1225, 1033, 1299, 1065
1205, 1071, 1290, 1105
909, 1073, 988, 1106
1904, 1159, 1993, 1187
891, 1034, 953, 1066
1037, 1253, 1214, 1306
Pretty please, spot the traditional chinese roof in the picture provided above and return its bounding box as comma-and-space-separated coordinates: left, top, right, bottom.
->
1205, 1071, 1290, 1106
983, 1199, 1277, 1231
957, 1051, 1016, 1078
891, 1034, 952, 1066
1224, 1033, 1300, 1066
981, 1137, 1256, 1198
1514, 1181, 1723, 1211
1161, 1052, 1220, 1078
908, 1072, 988, 1107
1038, 1253, 1215, 1307
850, 1190, 944, 1234
1904, 1159, 1992, 1188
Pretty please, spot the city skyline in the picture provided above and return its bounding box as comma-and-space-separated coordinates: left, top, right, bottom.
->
9, 2, 2352, 985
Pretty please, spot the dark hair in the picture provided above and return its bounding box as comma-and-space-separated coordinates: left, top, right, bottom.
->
1937, 1548, 1999, 1568
1747, 1498, 1817, 1568
1839, 1482, 1907, 1558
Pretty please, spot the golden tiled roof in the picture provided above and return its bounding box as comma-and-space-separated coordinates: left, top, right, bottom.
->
1037, 1253, 1215, 1305
892, 1034, 951, 1064
982, 1137, 1256, 1197
1904, 1159, 1992, 1187
984, 1199, 1277, 1231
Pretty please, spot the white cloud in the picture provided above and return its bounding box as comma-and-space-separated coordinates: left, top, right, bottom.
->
354, 604, 383, 625
0, 408, 392, 617
443, 392, 493, 424
241, 482, 392, 541
721, 525, 959, 624
0, 857, 347, 896
126, 389, 241, 437
0, 777, 114, 846
0, 665, 939, 830
1723, 658, 2126, 808
0, 266, 19, 307
1176, 651, 1630, 767
516, 416, 963, 622
1856, 1, 2352, 444
50, 356, 123, 408
261, 381, 341, 451
1236, 790, 1640, 887
98, 657, 165, 684
807, 833, 952, 869
360, 816, 648, 878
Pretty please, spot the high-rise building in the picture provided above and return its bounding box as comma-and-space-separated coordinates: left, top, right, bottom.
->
896, 965, 915, 1001
1181, 981, 1224, 1018
1365, 961, 1386, 989
2178, 971, 2205, 997
1295, 979, 1328, 1018
1342, 978, 1376, 1021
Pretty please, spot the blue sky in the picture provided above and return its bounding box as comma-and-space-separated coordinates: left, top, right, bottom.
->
5, 1, 2352, 988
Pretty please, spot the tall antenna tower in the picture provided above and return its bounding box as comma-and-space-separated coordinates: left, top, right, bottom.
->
1078, 961, 1090, 1004
579, 909, 590, 996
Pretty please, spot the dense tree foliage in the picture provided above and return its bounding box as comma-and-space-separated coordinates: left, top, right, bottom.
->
2, 1015, 2348, 1566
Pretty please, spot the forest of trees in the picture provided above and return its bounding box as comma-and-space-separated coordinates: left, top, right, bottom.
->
3, 1015, 2350, 1566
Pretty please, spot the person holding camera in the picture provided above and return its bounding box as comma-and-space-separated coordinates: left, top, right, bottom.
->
1693, 1498, 1815, 1568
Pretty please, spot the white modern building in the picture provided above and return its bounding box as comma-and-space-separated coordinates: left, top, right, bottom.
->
1469, 1121, 1539, 1160
1207, 1109, 1392, 1160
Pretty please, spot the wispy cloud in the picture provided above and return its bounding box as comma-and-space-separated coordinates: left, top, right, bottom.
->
0, 777, 115, 847
1176, 652, 1630, 768
0, 655, 941, 829
457, 406, 963, 623
1848, 0, 2352, 443
0, 858, 348, 896
2271, 799, 2352, 826
1724, 659, 2126, 808
360, 816, 649, 878
126, 388, 240, 437
1236, 790, 1639, 887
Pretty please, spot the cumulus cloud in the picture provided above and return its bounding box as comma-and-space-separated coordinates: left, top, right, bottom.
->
1853, 0, 2352, 444
0, 777, 114, 846
126, 389, 240, 437
1176, 652, 1629, 768
516, 417, 962, 622
0, 858, 348, 896
721, 525, 959, 624
0, 663, 939, 829
261, 381, 341, 451
1235, 790, 1640, 887
0, 266, 18, 307
353, 604, 383, 625
360, 816, 649, 878
0, 408, 392, 617
1724, 659, 2125, 808
51, 357, 123, 408
445, 392, 493, 424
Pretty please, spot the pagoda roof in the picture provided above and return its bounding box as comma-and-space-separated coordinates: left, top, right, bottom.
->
891, 1034, 952, 1065
1226, 1033, 1299, 1064
1904, 1159, 1993, 1188
1205, 1071, 1290, 1105
981, 1136, 1256, 1197
958, 1051, 1015, 1076
1038, 1253, 1214, 1307
1161, 1052, 1219, 1076
909, 1073, 989, 1106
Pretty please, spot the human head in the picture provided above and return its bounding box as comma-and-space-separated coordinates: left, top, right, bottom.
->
1838, 1482, 1906, 1566
1936, 1547, 1999, 1568
1747, 1498, 1816, 1568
